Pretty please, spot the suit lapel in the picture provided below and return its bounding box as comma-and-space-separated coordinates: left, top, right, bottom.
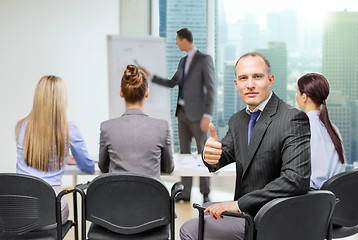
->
237, 111, 250, 167
242, 93, 279, 177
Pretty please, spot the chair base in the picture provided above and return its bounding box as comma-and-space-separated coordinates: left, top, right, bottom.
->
87, 223, 169, 240
332, 224, 358, 239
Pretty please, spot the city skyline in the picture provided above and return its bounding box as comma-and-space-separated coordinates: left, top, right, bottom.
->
159, 0, 358, 164
323, 11, 358, 164
160, 0, 208, 153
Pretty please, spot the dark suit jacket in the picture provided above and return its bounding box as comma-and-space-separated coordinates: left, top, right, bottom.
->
99, 109, 174, 180
152, 50, 215, 122
205, 93, 311, 216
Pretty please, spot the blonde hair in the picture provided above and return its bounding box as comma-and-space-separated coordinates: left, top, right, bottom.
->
16, 75, 69, 171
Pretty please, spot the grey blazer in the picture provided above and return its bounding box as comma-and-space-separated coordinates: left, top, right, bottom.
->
205, 93, 311, 216
152, 50, 215, 122
99, 108, 174, 180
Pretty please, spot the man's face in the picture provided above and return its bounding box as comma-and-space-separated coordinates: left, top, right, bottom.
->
176, 35, 185, 51
234, 56, 274, 110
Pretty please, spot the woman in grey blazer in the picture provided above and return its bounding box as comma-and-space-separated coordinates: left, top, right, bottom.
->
99, 65, 174, 180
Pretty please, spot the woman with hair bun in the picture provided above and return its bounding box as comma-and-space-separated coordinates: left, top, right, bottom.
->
99, 65, 174, 179
296, 73, 345, 189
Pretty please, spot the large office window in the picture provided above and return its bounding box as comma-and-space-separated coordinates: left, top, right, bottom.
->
159, 0, 358, 167
216, 0, 358, 166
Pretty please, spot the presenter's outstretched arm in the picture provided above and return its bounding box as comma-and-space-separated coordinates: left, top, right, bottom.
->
139, 66, 150, 77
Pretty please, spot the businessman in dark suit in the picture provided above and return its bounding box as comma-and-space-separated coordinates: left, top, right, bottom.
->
141, 28, 215, 202
180, 52, 311, 240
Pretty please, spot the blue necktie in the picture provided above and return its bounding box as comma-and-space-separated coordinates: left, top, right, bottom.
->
179, 56, 187, 100
248, 110, 261, 144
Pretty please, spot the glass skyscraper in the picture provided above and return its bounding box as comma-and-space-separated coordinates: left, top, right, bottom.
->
159, 0, 209, 152
256, 42, 288, 101
323, 10, 358, 164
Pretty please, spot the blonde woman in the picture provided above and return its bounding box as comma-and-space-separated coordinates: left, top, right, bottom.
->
16, 75, 95, 223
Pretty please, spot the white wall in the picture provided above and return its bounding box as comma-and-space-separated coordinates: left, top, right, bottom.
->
120, 0, 151, 35
0, 0, 119, 172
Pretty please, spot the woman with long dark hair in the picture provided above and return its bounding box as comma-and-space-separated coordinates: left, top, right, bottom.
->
296, 73, 345, 189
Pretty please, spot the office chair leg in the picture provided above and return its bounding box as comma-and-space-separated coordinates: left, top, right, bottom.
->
73, 191, 79, 240
198, 210, 204, 240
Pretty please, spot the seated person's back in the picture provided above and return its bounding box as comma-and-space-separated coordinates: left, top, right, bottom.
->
15, 75, 95, 223
296, 73, 345, 189
99, 65, 174, 180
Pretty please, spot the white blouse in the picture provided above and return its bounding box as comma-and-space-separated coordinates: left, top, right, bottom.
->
307, 110, 345, 189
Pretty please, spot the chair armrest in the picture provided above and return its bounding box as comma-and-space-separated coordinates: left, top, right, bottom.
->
56, 188, 78, 240
170, 182, 184, 200
75, 181, 90, 193
168, 182, 184, 240
193, 203, 250, 218
193, 203, 254, 240
74, 181, 90, 240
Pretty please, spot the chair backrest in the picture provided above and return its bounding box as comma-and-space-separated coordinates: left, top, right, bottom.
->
254, 191, 336, 240
321, 168, 358, 227
0, 173, 57, 236
86, 173, 171, 235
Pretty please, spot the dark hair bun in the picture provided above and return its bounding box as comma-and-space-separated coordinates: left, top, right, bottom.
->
121, 64, 148, 103
123, 65, 142, 87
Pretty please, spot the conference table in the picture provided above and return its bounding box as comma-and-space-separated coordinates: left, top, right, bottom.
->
64, 154, 236, 185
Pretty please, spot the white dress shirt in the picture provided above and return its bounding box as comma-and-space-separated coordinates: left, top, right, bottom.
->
245, 92, 273, 119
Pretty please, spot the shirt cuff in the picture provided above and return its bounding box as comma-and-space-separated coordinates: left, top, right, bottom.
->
237, 202, 241, 213
203, 113, 212, 119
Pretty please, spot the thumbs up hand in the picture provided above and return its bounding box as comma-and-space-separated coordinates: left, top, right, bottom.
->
203, 123, 222, 165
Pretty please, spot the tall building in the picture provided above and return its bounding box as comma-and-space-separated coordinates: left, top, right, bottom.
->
323, 11, 358, 101
323, 11, 358, 163
222, 61, 245, 127
159, 0, 167, 38
267, 10, 297, 51
223, 61, 236, 126
159, 0, 209, 152
256, 42, 288, 101
240, 15, 260, 53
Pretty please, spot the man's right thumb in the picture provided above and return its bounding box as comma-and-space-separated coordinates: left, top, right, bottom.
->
209, 123, 217, 138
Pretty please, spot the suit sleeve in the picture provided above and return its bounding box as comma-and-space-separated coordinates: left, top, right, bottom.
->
238, 110, 311, 215
160, 122, 175, 174
152, 59, 182, 88
98, 123, 110, 173
202, 55, 215, 116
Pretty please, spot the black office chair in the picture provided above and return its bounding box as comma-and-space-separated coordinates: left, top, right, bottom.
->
321, 168, 358, 240
76, 173, 184, 240
193, 190, 336, 240
0, 173, 78, 240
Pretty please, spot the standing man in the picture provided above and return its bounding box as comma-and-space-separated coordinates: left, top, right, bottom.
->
141, 28, 215, 203
180, 52, 311, 239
